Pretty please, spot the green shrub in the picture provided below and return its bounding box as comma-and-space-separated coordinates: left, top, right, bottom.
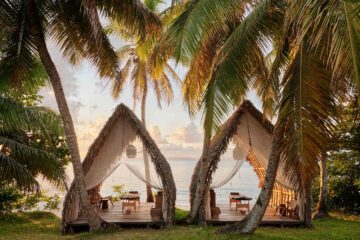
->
327, 151, 360, 214
16, 193, 41, 211
24, 211, 57, 219
175, 208, 188, 223
42, 194, 60, 212
111, 184, 126, 202
0, 184, 23, 215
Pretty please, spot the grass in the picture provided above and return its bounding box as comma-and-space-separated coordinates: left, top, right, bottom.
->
0, 211, 359, 240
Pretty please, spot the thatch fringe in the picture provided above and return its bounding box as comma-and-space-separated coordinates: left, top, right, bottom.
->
62, 104, 176, 232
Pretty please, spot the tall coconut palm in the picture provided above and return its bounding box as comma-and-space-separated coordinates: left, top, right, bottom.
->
151, 0, 280, 224
152, 0, 359, 232
0, 96, 67, 191
109, 0, 181, 203
0, 0, 160, 231
219, 0, 358, 232
312, 152, 329, 219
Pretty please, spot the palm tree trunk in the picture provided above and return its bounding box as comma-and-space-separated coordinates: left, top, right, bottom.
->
189, 159, 201, 206
219, 125, 282, 233
312, 153, 328, 219
304, 182, 313, 227
187, 134, 211, 224
141, 84, 154, 203
26, 0, 102, 231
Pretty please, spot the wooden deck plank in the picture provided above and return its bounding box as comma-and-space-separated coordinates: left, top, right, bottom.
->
69, 203, 163, 228
69, 202, 303, 229
207, 204, 303, 226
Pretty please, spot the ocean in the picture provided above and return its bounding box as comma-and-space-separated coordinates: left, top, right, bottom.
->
41, 159, 260, 211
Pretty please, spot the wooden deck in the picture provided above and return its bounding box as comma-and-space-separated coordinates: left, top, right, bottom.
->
207, 204, 303, 227
68, 202, 303, 232
69, 202, 164, 232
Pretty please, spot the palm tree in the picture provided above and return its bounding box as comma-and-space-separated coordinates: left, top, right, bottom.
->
152, 0, 359, 232
0, 96, 67, 191
0, 0, 160, 231
109, 0, 181, 203
312, 152, 329, 219
219, 0, 357, 232
151, 0, 277, 224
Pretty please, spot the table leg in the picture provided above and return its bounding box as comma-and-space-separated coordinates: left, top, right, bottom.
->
102, 200, 109, 210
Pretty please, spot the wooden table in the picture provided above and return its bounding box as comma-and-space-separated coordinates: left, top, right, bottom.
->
233, 196, 252, 212
120, 193, 140, 205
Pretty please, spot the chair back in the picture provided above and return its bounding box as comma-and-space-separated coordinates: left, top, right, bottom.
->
155, 191, 163, 208
288, 200, 297, 209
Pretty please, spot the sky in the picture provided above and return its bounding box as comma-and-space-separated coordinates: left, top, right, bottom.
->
39, 0, 263, 161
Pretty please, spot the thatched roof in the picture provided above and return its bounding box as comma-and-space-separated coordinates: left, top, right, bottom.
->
62, 104, 176, 232
207, 100, 294, 190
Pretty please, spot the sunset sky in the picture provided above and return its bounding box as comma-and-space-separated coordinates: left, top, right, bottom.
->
39, 1, 262, 160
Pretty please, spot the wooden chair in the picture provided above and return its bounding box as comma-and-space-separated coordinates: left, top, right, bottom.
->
129, 191, 140, 205
286, 200, 298, 218
211, 207, 221, 219
99, 196, 114, 210
150, 192, 164, 221
229, 192, 240, 207
87, 187, 114, 210
274, 203, 287, 218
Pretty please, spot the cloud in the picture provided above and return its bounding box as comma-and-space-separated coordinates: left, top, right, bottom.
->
158, 142, 201, 160
146, 124, 203, 160
168, 122, 202, 143
76, 116, 107, 158
149, 125, 168, 144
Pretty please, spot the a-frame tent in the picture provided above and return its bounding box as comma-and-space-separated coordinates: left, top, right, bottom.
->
62, 104, 176, 232
203, 100, 297, 217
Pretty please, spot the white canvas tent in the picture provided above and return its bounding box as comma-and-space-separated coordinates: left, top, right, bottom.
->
62, 104, 176, 232
203, 100, 297, 215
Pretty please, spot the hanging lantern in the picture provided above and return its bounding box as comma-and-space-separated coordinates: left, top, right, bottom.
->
126, 144, 137, 158
233, 145, 246, 160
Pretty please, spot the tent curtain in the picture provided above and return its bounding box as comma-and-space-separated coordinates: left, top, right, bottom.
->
210, 158, 245, 189
124, 161, 164, 190
86, 162, 122, 190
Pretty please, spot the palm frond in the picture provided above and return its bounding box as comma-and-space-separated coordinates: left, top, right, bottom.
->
0, 1, 40, 89
144, 0, 164, 12
201, 0, 285, 136
0, 96, 63, 137
0, 151, 39, 191
159, 72, 174, 105
116, 44, 135, 61
98, 0, 162, 40
49, 0, 121, 81
150, 0, 247, 68
112, 59, 133, 98
81, 0, 103, 44
152, 76, 163, 108
297, 0, 360, 103
278, 41, 337, 192
130, 61, 147, 106
0, 135, 67, 189
165, 63, 181, 84
160, 0, 189, 26
182, 32, 222, 117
